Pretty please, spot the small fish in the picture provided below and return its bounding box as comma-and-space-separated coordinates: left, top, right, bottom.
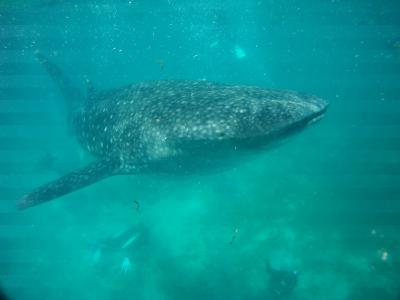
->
229, 228, 239, 245
156, 59, 164, 71
133, 200, 140, 211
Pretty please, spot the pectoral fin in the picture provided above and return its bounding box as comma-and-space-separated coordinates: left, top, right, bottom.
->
18, 158, 119, 210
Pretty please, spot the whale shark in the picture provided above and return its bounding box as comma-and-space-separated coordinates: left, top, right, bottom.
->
18, 53, 328, 210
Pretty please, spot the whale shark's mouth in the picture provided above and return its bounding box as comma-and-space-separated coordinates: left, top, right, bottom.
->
307, 112, 326, 126
303, 97, 328, 126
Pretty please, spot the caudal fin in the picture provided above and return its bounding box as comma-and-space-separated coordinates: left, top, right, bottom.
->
18, 158, 119, 210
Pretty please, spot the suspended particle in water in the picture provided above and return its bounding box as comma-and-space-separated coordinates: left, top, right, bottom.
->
234, 45, 246, 59
210, 41, 219, 48
378, 248, 389, 262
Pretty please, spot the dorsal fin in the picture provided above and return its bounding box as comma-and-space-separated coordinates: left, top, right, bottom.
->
34, 50, 84, 131
18, 158, 120, 210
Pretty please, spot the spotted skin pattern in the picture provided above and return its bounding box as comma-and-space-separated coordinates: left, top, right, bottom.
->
18, 66, 327, 210
77, 81, 327, 171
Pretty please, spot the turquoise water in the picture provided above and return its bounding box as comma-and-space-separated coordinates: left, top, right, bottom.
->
1, 1, 400, 299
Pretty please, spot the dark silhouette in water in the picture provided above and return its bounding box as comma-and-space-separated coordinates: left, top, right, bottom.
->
91, 224, 150, 273
94, 225, 140, 252
266, 260, 298, 298
0, 287, 9, 300
18, 52, 327, 210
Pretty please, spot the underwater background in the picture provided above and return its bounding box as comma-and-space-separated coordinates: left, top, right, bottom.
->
1, 0, 400, 299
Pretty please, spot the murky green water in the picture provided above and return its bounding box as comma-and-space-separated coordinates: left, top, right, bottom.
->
1, 1, 400, 299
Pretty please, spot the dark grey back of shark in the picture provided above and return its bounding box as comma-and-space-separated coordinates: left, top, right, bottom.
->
18, 54, 328, 210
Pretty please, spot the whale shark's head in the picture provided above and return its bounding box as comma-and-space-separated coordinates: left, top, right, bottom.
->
217, 90, 328, 149
254, 91, 328, 132
176, 88, 327, 158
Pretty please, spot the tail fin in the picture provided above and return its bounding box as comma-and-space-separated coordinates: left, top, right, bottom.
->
34, 50, 84, 132
18, 158, 119, 210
